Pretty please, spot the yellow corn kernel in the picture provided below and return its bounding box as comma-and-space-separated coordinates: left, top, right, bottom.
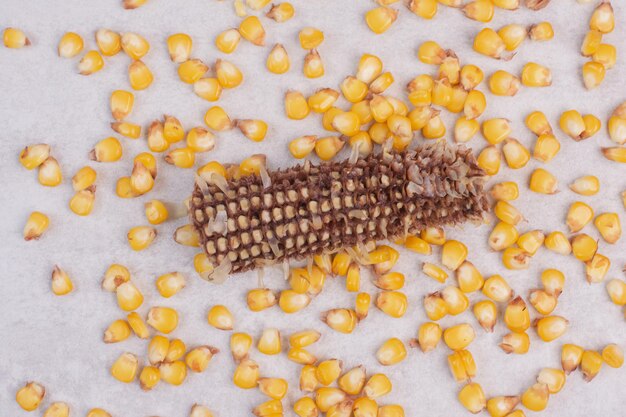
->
529, 168, 558, 194
529, 21, 554, 41
239, 16, 265, 46
140, 366, 160, 390
533, 134, 560, 162
302, 49, 324, 78
454, 116, 479, 143
370, 95, 394, 123
540, 269, 564, 297
146, 120, 169, 152
422, 115, 446, 139
586, 253, 611, 283
315, 359, 343, 386
521, 383, 549, 412
164, 147, 195, 169
204, 106, 232, 131
299, 364, 319, 392
442, 286, 470, 316
147, 306, 178, 334
69, 187, 96, 216
494, 200, 523, 225
594, 212, 620, 244
504, 296, 530, 332
431, 78, 452, 107
544, 231, 572, 255
178, 59, 208, 84
289, 330, 321, 349
414, 322, 442, 352
86, 409, 112, 417
197, 161, 226, 181
340, 76, 368, 103
369, 71, 394, 94
536, 368, 566, 394
155, 271, 185, 298
116, 281, 144, 311
121, 32, 149, 60
455, 261, 484, 293
37, 156, 62, 187
473, 300, 497, 332
284, 90, 310, 120
376, 337, 407, 366
607, 279, 626, 305
559, 109, 587, 140
161, 115, 185, 143
602, 146, 626, 163
502, 138, 530, 169
581, 350, 603, 381
127, 226, 156, 251
368, 121, 390, 144
190, 404, 215, 417
352, 398, 378, 417
571, 233, 598, 262
581, 29, 602, 56
308, 89, 339, 114
424, 292, 448, 321
3, 27, 30, 49
43, 402, 70, 417
235, 119, 267, 142
215, 28, 241, 54
463, 0, 494, 22
263, 44, 290, 75
489, 70, 520, 96
582, 61, 605, 90
439, 55, 461, 86
314, 136, 344, 161
355, 292, 371, 320
365, 7, 398, 34
315, 388, 348, 413
72, 166, 97, 192
444, 323, 475, 351
294, 397, 318, 417
133, 152, 158, 178
207, 304, 234, 330
590, 1, 614, 33
463, 90, 486, 120
288, 347, 317, 365
535, 315, 569, 342
246, 288, 277, 312
498, 24, 527, 51
482, 274, 513, 302
593, 43, 616, 69
407, 106, 436, 131
448, 87, 469, 115
402, 236, 431, 255
418, 227, 445, 248
489, 222, 519, 251
418, 40, 449, 65
322, 308, 358, 333
167, 33, 192, 63
343, 262, 360, 292
78, 50, 105, 76
258, 378, 288, 400
562, 343, 585, 374
102, 264, 130, 292
16, 382, 45, 411
458, 383, 486, 414
95, 29, 120, 56
481, 118, 511, 145
500, 331, 530, 354
582, 114, 601, 139
601, 344, 624, 368
408, 0, 437, 18
214, 59, 243, 89
19, 143, 51, 170
277, 289, 310, 313
228, 332, 252, 363
526, 110, 552, 136
567, 201, 594, 233
521, 62, 552, 87
334, 367, 365, 397
159, 360, 187, 385
127, 312, 149, 339
474, 28, 507, 59
257, 328, 282, 355
185, 127, 215, 153
148, 335, 169, 365
376, 291, 408, 318
128, 60, 153, 90
476, 145, 501, 176
373, 271, 404, 291
143, 200, 168, 225
186, 345, 218, 372
111, 352, 139, 383
49, 265, 73, 296
502, 247, 531, 270
490, 181, 519, 201
253, 399, 283, 417
460, 66, 483, 91
349, 131, 373, 157
528, 289, 557, 316
296, 27, 324, 49
355, 54, 383, 85
58, 32, 83, 58
266, 2, 294, 22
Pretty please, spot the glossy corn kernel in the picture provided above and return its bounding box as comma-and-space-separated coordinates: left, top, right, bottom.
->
602, 147, 626, 163
70, 166, 96, 193
145, 121, 168, 152
139, 366, 160, 390
266, 2, 294, 22
160, 361, 187, 385
16, 382, 45, 411
147, 306, 178, 334
190, 405, 214, 417
253, 399, 283, 417
594, 212, 621, 243
533, 134, 560, 163
529, 289, 557, 315
582, 61, 605, 90
535, 315, 569, 342
353, 397, 378, 417
581, 29, 602, 56
482, 274, 513, 302
121, 32, 149, 60
473, 300, 497, 332
102, 264, 130, 292
571, 234, 598, 262
235, 119, 267, 142
376, 291, 408, 318
116, 281, 144, 311
377, 337, 407, 365
481, 118, 511, 145
476, 145, 501, 176
422, 262, 448, 283
167, 33, 192, 63
288, 347, 317, 365
127, 312, 149, 339
315, 388, 348, 413
500, 331, 530, 354
322, 308, 358, 333
277, 290, 310, 313
521, 383, 549, 412
486, 396, 520, 417
294, 397, 318, 417
340, 76, 368, 103
19, 143, 51, 170
529, 21, 554, 41
302, 49, 324, 78
95, 29, 121, 56
408, 0, 438, 18
489, 70, 520, 96
454, 116, 480, 143
502, 247, 531, 270
463, 90, 486, 120
539, 269, 565, 297
43, 402, 70, 417
313, 359, 342, 386
559, 109, 586, 140
262, 44, 290, 75
463, 0, 494, 22
111, 352, 139, 383
128, 60, 153, 90
490, 181, 519, 201
127, 226, 156, 251
566, 201, 594, 233
37, 156, 62, 187
489, 222, 519, 251
207, 304, 234, 330
336, 365, 365, 396
590, 1, 614, 33
581, 350, 603, 381
529, 168, 558, 194
186, 345, 218, 372
607, 103, 626, 144
258, 378, 288, 400
257, 328, 281, 355
474, 28, 507, 59
601, 344, 624, 368
204, 106, 232, 131
369, 71, 394, 94
442, 286, 470, 315
422, 115, 446, 139
154, 271, 185, 298
4, 27, 30, 48
365, 7, 398, 34
526, 110, 552, 136
215, 28, 241, 54
536, 368, 566, 394
355, 292, 371, 320
78, 50, 104, 75
164, 147, 195, 169
50, 265, 74, 296
593, 43, 617, 69
504, 296, 530, 332
299, 364, 319, 392
447, 349, 477, 382
544, 231, 571, 255
606, 279, 626, 305
561, 343, 585, 374
444, 323, 475, 351
521, 62, 552, 87
498, 24, 527, 51
178, 59, 208, 84
86, 409, 112, 417
148, 335, 169, 365
314, 136, 344, 161
416, 322, 442, 352
239, 16, 265, 45
58, 32, 83, 57
587, 253, 611, 283
284, 90, 310, 120
296, 27, 324, 50
494, 200, 523, 225
424, 292, 448, 321
456, 261, 484, 293
458, 383, 486, 414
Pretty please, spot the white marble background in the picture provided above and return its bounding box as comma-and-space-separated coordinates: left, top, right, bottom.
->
1, 0, 625, 416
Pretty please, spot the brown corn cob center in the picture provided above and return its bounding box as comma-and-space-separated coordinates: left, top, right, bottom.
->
190, 141, 489, 278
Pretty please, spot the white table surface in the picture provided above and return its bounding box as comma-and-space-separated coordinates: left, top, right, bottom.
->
1, 0, 625, 416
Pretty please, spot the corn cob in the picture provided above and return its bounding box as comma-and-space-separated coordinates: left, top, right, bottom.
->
190, 141, 488, 281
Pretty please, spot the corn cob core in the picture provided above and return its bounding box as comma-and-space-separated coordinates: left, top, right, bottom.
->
190, 141, 488, 281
